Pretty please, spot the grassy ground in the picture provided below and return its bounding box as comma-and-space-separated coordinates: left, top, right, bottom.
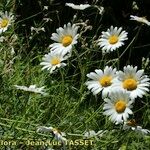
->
0, 0, 150, 150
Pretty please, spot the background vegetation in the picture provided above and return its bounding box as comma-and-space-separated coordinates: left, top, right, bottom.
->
0, 0, 150, 149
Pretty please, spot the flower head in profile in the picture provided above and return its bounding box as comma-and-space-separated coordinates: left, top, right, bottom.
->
98, 26, 128, 53
14, 85, 47, 95
0, 11, 14, 33
40, 51, 68, 74
83, 130, 107, 139
50, 22, 79, 55
86, 66, 117, 97
123, 119, 150, 135
103, 90, 133, 124
113, 65, 150, 99
37, 126, 67, 143
130, 15, 150, 26
65, 3, 91, 10
52, 128, 67, 142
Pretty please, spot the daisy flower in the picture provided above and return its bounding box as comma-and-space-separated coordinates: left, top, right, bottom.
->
14, 85, 47, 95
123, 119, 150, 135
49, 22, 79, 55
52, 128, 67, 143
130, 15, 150, 26
0, 11, 14, 33
37, 126, 67, 143
85, 66, 117, 96
65, 3, 91, 10
113, 65, 150, 99
98, 26, 128, 53
83, 130, 107, 139
103, 90, 133, 124
40, 51, 69, 74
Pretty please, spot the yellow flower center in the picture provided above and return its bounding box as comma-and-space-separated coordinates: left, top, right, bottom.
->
115, 100, 126, 113
62, 35, 73, 47
99, 76, 112, 87
51, 57, 60, 65
109, 35, 118, 44
123, 79, 137, 91
0, 18, 9, 28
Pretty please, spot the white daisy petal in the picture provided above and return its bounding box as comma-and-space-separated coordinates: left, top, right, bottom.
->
65, 3, 91, 10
